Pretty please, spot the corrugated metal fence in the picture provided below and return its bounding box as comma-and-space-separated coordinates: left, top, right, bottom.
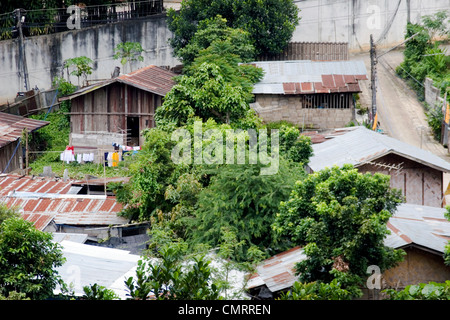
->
258, 42, 349, 61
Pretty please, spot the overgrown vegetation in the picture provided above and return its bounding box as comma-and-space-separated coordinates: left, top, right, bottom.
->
272, 165, 405, 299
0, 205, 65, 300
384, 281, 450, 300
396, 11, 450, 141
166, 0, 300, 58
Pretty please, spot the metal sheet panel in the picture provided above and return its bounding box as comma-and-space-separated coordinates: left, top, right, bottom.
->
250, 60, 367, 95
0, 112, 49, 149
308, 127, 450, 173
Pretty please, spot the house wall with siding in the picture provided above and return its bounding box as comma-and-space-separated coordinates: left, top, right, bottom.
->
382, 246, 450, 290
253, 94, 354, 129
357, 154, 443, 207
0, 141, 21, 174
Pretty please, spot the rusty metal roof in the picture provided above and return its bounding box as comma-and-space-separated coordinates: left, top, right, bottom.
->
0, 174, 127, 226
0, 112, 49, 149
59, 65, 176, 101
117, 65, 177, 96
22, 212, 54, 231
251, 60, 368, 95
247, 246, 306, 292
247, 204, 450, 293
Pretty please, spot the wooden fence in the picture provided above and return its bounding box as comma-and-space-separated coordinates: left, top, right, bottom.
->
258, 42, 349, 61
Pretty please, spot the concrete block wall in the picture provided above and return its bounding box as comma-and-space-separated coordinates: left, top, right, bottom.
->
424, 77, 444, 108
254, 94, 353, 129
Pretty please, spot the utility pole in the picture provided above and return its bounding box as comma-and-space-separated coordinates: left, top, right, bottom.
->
370, 34, 377, 130
14, 8, 29, 92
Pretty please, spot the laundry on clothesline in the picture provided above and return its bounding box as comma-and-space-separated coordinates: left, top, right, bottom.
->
60, 146, 94, 164
104, 151, 121, 167
112, 142, 141, 152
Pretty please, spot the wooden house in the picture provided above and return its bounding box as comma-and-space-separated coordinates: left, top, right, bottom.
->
59, 65, 176, 153
0, 112, 49, 174
246, 203, 450, 300
306, 126, 450, 208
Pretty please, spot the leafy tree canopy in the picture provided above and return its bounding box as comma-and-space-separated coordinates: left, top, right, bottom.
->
176, 15, 256, 66
0, 217, 65, 300
167, 0, 300, 57
272, 164, 405, 286
155, 61, 263, 128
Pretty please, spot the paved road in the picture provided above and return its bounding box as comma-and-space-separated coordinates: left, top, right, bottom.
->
350, 48, 450, 163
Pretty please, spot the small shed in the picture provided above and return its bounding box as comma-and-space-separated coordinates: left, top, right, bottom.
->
383, 203, 450, 291
249, 60, 367, 129
0, 112, 49, 174
307, 126, 450, 207
59, 65, 176, 151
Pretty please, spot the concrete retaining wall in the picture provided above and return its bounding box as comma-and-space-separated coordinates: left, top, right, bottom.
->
293, 0, 450, 51
0, 13, 179, 105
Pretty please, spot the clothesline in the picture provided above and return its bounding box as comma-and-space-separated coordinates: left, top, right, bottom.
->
60, 143, 141, 166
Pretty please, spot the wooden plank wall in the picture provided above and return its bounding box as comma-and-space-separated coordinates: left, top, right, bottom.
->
70, 83, 160, 145
257, 42, 349, 61
0, 141, 21, 173
358, 154, 443, 208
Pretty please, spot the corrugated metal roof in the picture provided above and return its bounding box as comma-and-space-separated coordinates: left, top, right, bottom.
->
21, 212, 54, 231
54, 240, 140, 299
247, 204, 450, 293
0, 112, 49, 149
307, 126, 450, 173
0, 174, 127, 226
385, 203, 450, 254
59, 65, 177, 101
246, 246, 306, 292
250, 60, 368, 94
117, 65, 176, 96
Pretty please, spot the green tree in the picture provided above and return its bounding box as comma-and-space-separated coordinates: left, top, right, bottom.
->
190, 156, 306, 262
64, 56, 94, 87
0, 203, 20, 225
278, 272, 362, 300
155, 62, 262, 127
0, 217, 65, 300
112, 127, 183, 222
125, 246, 222, 300
167, 0, 300, 57
444, 206, 450, 266
421, 10, 449, 40
113, 41, 144, 73
176, 15, 256, 66
272, 165, 405, 292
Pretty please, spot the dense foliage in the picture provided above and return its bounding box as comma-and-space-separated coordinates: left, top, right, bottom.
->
166, 0, 300, 57
384, 281, 450, 300
272, 165, 405, 296
396, 12, 450, 141
125, 247, 222, 300
0, 217, 65, 300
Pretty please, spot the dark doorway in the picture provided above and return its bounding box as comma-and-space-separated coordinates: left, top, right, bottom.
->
127, 117, 140, 146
